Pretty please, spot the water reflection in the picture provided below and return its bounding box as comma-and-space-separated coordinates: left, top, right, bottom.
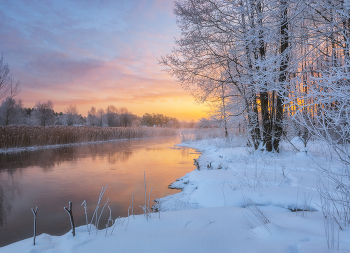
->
0, 172, 19, 229
0, 137, 199, 247
0, 186, 6, 227
0, 141, 138, 172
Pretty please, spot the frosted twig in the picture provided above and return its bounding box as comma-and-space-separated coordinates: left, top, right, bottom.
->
96, 198, 109, 234
222, 182, 226, 206
110, 216, 120, 235
125, 206, 131, 230
89, 185, 108, 232
105, 206, 113, 236
148, 186, 153, 216
132, 193, 135, 219
81, 200, 89, 233
144, 171, 147, 214
154, 195, 160, 219
31, 207, 38, 245
140, 205, 150, 221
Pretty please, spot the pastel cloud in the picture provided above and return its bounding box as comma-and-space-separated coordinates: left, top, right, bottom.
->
0, 0, 206, 120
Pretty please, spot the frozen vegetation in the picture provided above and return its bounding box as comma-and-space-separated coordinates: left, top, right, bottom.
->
1, 0, 349, 251
2, 131, 350, 253
0, 126, 177, 153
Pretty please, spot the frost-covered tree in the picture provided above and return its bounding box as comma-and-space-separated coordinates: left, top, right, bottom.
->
87, 106, 139, 127
286, 0, 350, 158
105, 105, 119, 127
32, 100, 55, 126
96, 108, 104, 127
119, 107, 133, 127
0, 97, 24, 126
0, 76, 21, 126
87, 107, 99, 126
141, 113, 179, 127
161, 0, 299, 151
0, 54, 21, 101
64, 105, 79, 126
0, 55, 11, 100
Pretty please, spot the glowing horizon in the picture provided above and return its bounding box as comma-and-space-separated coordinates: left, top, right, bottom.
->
0, 0, 207, 121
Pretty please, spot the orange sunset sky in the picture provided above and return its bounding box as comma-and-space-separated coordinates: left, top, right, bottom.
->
0, 0, 207, 121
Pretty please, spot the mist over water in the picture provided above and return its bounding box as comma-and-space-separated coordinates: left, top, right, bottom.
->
0, 136, 199, 247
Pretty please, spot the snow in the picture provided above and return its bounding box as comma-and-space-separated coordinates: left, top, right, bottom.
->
2, 137, 350, 253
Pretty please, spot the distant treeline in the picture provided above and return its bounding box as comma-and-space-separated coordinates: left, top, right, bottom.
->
0, 55, 197, 128
0, 99, 196, 128
141, 113, 179, 128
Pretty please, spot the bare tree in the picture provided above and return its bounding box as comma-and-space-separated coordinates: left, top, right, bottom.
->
0, 54, 22, 126
0, 76, 22, 126
0, 54, 11, 100
0, 97, 23, 126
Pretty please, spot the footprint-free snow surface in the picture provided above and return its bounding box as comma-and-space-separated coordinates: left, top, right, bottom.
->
2, 137, 350, 253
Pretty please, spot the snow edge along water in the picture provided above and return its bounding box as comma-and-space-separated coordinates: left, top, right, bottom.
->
1, 138, 350, 253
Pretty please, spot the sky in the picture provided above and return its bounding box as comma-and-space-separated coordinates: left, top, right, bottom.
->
0, 0, 207, 120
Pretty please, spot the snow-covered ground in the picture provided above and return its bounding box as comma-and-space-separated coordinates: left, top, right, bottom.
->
2, 137, 350, 252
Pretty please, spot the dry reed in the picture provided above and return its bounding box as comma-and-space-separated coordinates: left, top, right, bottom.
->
0, 126, 177, 149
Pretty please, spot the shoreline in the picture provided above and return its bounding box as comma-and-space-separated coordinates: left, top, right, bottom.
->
0, 136, 195, 248
0, 134, 183, 154
0, 137, 146, 154
0, 126, 178, 154
1, 138, 350, 252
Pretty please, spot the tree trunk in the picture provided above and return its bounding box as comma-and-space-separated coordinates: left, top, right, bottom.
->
261, 91, 273, 151
256, 0, 273, 151
64, 201, 75, 237
221, 84, 228, 138
273, 0, 289, 152
31, 207, 38, 245
251, 93, 261, 149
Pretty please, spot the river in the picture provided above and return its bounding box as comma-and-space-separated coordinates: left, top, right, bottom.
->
0, 136, 199, 247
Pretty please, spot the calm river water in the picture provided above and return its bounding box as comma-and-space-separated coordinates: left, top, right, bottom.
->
0, 136, 199, 247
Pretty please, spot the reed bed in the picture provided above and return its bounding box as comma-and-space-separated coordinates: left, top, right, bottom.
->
0, 126, 177, 149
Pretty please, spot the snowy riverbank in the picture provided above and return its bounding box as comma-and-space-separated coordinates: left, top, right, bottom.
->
2, 137, 350, 252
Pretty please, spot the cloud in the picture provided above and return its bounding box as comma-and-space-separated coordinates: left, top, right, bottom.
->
0, 0, 205, 120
